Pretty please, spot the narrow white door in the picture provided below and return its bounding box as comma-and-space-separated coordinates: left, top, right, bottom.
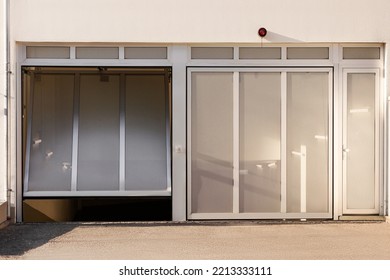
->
343, 70, 379, 214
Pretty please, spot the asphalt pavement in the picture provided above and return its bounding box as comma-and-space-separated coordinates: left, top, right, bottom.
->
0, 221, 389, 259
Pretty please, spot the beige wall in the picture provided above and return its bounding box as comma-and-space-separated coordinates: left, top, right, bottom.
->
9, 0, 390, 43
0, 0, 7, 222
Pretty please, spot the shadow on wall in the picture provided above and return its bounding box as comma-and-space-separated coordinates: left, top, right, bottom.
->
263, 32, 303, 43
0, 223, 77, 258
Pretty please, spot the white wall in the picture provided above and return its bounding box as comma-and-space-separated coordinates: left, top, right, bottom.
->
0, 0, 7, 208
9, 0, 390, 43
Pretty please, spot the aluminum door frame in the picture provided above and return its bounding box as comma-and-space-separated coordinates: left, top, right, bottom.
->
23, 67, 172, 197
342, 68, 380, 214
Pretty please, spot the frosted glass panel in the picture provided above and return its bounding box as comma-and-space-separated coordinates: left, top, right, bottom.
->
346, 73, 376, 209
28, 74, 74, 191
76, 47, 119, 59
287, 72, 329, 213
191, 72, 233, 213
191, 47, 234, 59
239, 73, 281, 213
239, 47, 281, 59
343, 47, 380, 59
125, 47, 167, 59
78, 74, 120, 190
26, 46, 70, 59
125, 75, 168, 190
287, 47, 329, 59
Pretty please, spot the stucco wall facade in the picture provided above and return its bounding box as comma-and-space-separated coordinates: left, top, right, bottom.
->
9, 0, 390, 43
0, 0, 8, 223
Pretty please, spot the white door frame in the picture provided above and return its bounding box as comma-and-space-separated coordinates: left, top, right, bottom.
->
187, 67, 333, 219
342, 68, 381, 214
22, 67, 172, 197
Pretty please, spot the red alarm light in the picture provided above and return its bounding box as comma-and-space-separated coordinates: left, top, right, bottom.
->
258, 27, 267, 38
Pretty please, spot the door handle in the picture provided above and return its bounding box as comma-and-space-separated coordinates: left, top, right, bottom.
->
342, 147, 350, 160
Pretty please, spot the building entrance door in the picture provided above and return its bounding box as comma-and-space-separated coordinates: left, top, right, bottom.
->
342, 69, 380, 214
187, 68, 333, 219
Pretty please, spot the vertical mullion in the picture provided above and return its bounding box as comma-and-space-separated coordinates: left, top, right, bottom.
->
233, 72, 240, 214
119, 74, 126, 191
233, 47, 239, 61
300, 145, 307, 213
342, 70, 348, 213
328, 69, 334, 216
375, 70, 380, 212
280, 72, 287, 213
187, 69, 192, 217
281, 47, 287, 60
165, 70, 172, 192
119, 47, 125, 60
70, 47, 76, 59
71, 74, 80, 192
23, 73, 35, 193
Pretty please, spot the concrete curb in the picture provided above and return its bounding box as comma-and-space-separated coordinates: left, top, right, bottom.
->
339, 216, 386, 221
18, 219, 386, 228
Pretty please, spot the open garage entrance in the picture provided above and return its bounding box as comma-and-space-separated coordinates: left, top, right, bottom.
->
22, 67, 172, 222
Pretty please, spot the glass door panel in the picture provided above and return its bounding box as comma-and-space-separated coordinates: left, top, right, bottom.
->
77, 74, 120, 191
125, 74, 168, 191
344, 72, 378, 212
286, 73, 329, 213
239, 72, 281, 213
28, 74, 74, 191
190, 72, 234, 213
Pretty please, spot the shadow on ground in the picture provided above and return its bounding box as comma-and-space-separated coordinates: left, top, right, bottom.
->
0, 198, 172, 258
0, 223, 77, 258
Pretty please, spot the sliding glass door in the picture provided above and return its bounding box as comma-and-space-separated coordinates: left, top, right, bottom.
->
188, 68, 332, 219
190, 72, 234, 213
239, 72, 281, 213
